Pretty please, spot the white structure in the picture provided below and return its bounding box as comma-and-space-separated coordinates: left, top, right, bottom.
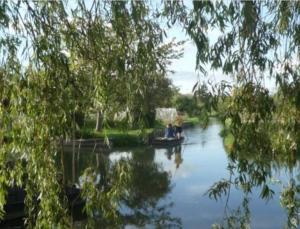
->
155, 108, 177, 124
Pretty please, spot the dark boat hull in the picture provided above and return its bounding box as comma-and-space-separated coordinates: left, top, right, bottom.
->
151, 137, 184, 146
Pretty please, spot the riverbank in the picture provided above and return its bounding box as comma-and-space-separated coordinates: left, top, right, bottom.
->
182, 117, 202, 127
75, 128, 154, 147
75, 116, 202, 147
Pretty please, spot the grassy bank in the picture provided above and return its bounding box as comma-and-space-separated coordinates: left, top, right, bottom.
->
75, 115, 202, 147
76, 127, 155, 147
183, 116, 202, 126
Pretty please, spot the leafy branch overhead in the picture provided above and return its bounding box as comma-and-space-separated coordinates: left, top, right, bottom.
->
0, 0, 300, 228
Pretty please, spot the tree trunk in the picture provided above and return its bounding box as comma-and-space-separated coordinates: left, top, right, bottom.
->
95, 110, 103, 131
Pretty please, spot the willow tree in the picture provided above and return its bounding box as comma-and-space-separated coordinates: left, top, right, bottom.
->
0, 0, 181, 227
0, 0, 79, 227
2, 0, 300, 228
104, 1, 182, 129
162, 2, 300, 228
164, 1, 300, 155
0, 0, 117, 227
65, 0, 181, 131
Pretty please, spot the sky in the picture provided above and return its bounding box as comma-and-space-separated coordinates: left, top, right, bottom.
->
163, 2, 278, 95
165, 25, 233, 95
165, 25, 198, 94
165, 24, 277, 95
11, 0, 276, 94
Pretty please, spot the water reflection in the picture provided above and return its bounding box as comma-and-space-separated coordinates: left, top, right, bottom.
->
174, 146, 183, 169
63, 147, 182, 228
5, 121, 300, 228
207, 137, 300, 229
121, 148, 181, 228
164, 145, 183, 169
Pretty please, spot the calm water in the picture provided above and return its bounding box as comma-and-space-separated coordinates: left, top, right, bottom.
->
64, 120, 300, 228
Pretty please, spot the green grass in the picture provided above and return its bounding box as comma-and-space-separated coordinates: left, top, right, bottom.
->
183, 116, 202, 126
76, 115, 201, 147
153, 120, 165, 128
76, 126, 154, 147
184, 116, 199, 124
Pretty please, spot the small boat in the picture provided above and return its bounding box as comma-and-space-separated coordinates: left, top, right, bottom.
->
151, 137, 184, 146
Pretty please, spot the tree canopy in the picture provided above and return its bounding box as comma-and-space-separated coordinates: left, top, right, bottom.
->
0, 0, 300, 227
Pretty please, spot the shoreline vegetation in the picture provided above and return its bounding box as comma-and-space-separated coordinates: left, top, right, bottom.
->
2, 1, 300, 228
219, 118, 234, 152
74, 116, 203, 147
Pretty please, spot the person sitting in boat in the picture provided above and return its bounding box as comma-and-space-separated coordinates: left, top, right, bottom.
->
164, 123, 175, 138
174, 111, 183, 139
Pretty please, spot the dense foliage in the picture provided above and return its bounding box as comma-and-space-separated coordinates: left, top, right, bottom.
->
0, 0, 180, 227
0, 0, 300, 228
164, 1, 300, 156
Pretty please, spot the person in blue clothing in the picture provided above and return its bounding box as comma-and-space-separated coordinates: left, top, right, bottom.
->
164, 123, 175, 138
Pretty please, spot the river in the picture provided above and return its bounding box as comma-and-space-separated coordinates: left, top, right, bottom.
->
63, 119, 300, 229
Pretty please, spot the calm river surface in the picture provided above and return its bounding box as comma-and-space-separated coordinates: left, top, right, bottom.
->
64, 120, 299, 228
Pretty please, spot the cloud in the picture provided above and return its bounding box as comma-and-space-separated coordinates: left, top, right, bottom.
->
168, 71, 198, 94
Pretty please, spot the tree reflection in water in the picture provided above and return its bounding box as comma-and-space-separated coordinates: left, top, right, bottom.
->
207, 133, 300, 229
63, 147, 182, 228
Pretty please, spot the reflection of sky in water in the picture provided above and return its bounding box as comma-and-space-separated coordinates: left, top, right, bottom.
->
68, 119, 298, 228
109, 151, 132, 162
77, 152, 132, 187
151, 120, 291, 229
